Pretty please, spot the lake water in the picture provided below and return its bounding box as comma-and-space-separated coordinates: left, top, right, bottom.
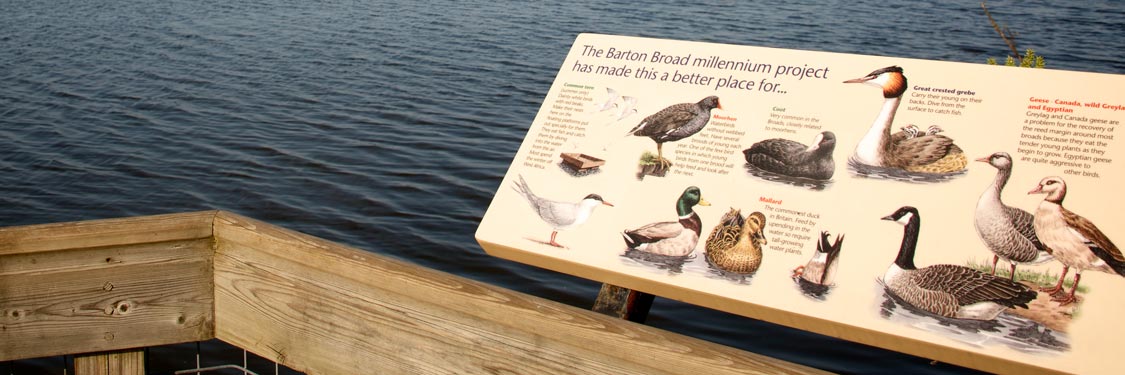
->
2, 0, 1122, 373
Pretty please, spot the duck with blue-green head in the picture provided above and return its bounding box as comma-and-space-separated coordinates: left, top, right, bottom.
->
621, 186, 711, 257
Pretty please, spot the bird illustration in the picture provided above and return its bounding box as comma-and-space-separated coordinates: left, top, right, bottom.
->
512, 174, 613, 248
844, 66, 967, 174
615, 95, 638, 121
622, 186, 710, 257
1030, 176, 1125, 305
593, 87, 619, 112
794, 231, 844, 286
881, 206, 1036, 320
704, 208, 768, 275
625, 96, 722, 169
974, 152, 1053, 281
743, 131, 836, 180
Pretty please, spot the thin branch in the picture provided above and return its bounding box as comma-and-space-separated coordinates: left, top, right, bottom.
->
981, 1, 1022, 64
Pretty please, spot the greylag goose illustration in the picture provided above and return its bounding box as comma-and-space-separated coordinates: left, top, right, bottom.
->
974, 152, 1053, 281
743, 131, 836, 180
881, 206, 1036, 320
622, 186, 710, 257
512, 174, 613, 248
844, 66, 967, 174
626, 96, 722, 169
1030, 176, 1125, 305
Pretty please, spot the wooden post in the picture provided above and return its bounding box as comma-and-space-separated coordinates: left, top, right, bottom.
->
591, 283, 654, 323
74, 349, 145, 375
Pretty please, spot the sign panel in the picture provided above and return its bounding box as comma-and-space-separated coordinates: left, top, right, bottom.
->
476, 33, 1124, 374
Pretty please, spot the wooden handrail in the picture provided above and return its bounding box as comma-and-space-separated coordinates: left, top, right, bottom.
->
0, 211, 826, 374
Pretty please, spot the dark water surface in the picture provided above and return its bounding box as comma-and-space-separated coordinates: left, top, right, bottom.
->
3, 0, 1122, 373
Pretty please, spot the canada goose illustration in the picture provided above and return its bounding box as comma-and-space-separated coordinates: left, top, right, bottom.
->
622, 186, 710, 257
626, 96, 722, 169
974, 152, 1053, 281
1030, 176, 1125, 305
704, 208, 768, 275
844, 66, 967, 174
512, 174, 613, 248
743, 131, 836, 180
881, 206, 1036, 320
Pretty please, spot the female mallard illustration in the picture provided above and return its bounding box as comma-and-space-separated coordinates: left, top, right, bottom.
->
881, 206, 1036, 320
974, 152, 1052, 280
626, 96, 722, 170
1030, 176, 1125, 305
704, 208, 768, 278
621, 186, 710, 258
743, 131, 836, 180
844, 66, 967, 174
512, 174, 613, 248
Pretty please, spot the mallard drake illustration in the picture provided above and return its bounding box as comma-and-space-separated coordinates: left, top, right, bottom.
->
1030, 176, 1125, 305
743, 131, 836, 180
622, 186, 710, 257
626, 96, 722, 169
844, 66, 967, 174
794, 231, 844, 285
704, 208, 768, 274
974, 152, 1053, 280
881, 206, 1036, 320
512, 174, 613, 248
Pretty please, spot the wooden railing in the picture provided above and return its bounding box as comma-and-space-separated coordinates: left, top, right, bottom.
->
0, 211, 826, 374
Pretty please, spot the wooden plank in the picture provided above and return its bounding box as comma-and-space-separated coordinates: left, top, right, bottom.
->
213, 211, 826, 375
75, 349, 145, 375
592, 284, 654, 323
0, 238, 214, 361
0, 211, 216, 256
74, 352, 109, 375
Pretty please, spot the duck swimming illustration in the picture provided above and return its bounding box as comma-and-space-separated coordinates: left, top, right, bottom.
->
844, 66, 967, 174
1030, 176, 1125, 305
881, 206, 1036, 320
794, 231, 844, 286
974, 152, 1053, 281
622, 186, 710, 257
626, 96, 722, 170
704, 208, 768, 276
512, 174, 613, 248
743, 131, 836, 180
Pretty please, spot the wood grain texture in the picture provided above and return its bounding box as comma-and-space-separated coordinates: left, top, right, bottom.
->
0, 213, 216, 361
75, 349, 145, 375
0, 211, 216, 256
213, 211, 825, 375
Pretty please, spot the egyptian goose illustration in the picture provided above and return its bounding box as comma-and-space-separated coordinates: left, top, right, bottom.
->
743, 131, 836, 180
626, 96, 722, 169
512, 174, 613, 248
881, 206, 1036, 320
622, 186, 710, 257
1030, 176, 1125, 305
974, 152, 1053, 280
844, 66, 967, 174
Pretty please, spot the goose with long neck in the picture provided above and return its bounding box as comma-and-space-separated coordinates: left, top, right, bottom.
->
1030, 176, 1125, 305
845, 66, 967, 174
881, 206, 1036, 320
974, 152, 1052, 280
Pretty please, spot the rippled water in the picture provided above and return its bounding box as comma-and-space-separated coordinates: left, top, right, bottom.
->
2, 0, 1122, 373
